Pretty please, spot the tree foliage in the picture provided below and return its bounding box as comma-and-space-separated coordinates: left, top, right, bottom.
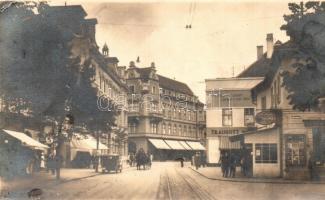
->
0, 2, 116, 132
280, 1, 325, 111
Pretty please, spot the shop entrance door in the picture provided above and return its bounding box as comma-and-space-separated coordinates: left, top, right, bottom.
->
244, 143, 253, 177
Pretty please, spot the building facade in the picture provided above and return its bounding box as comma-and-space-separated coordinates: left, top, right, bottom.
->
91, 44, 129, 158
126, 61, 205, 160
237, 33, 325, 179
205, 78, 263, 164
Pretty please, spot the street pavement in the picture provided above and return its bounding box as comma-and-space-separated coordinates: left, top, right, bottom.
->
1, 162, 325, 200
191, 166, 325, 184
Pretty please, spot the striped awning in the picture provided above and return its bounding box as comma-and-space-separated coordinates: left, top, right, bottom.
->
164, 140, 185, 150
219, 136, 241, 149
2, 129, 48, 150
179, 141, 192, 150
148, 139, 171, 150
186, 141, 206, 150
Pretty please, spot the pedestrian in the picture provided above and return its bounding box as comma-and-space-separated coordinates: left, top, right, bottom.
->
220, 152, 229, 177
229, 153, 237, 178
241, 156, 247, 177
200, 152, 207, 168
308, 153, 318, 181
194, 152, 200, 170
179, 156, 185, 168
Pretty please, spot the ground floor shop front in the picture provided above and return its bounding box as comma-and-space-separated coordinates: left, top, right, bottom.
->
234, 111, 325, 180
128, 137, 206, 161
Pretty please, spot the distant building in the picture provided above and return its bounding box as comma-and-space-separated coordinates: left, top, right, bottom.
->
205, 77, 263, 164
126, 62, 205, 160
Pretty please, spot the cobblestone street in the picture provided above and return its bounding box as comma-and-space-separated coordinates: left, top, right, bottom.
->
2, 162, 325, 200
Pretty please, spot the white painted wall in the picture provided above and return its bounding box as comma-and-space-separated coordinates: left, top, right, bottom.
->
245, 128, 281, 177
206, 108, 247, 128
207, 137, 220, 163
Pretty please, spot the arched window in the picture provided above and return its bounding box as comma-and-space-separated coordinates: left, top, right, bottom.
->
178, 125, 182, 136
162, 123, 166, 134
173, 124, 177, 135
168, 124, 171, 135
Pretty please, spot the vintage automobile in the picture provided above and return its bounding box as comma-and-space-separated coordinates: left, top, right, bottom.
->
101, 154, 122, 173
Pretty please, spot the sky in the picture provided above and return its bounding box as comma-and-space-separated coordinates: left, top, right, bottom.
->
50, 0, 293, 102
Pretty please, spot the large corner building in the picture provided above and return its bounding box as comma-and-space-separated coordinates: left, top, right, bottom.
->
126, 61, 206, 160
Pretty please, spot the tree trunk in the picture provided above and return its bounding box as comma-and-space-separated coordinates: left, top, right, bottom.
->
55, 122, 63, 180
95, 131, 99, 172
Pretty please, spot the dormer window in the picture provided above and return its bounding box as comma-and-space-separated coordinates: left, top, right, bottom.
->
129, 72, 135, 78
152, 86, 156, 94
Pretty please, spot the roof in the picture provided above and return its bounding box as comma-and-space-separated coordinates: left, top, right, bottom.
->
45, 5, 87, 18
237, 41, 298, 92
158, 75, 194, 95
237, 54, 272, 78
105, 57, 119, 63
128, 66, 194, 95
134, 67, 153, 81
91, 50, 128, 91
1, 129, 48, 150
205, 77, 264, 91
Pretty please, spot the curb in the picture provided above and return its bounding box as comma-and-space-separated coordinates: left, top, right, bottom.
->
189, 167, 325, 185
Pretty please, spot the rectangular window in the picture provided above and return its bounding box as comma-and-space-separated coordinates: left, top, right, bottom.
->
128, 123, 136, 134
255, 144, 277, 163
162, 124, 166, 134
129, 85, 135, 94
244, 108, 255, 127
277, 76, 281, 104
286, 135, 306, 167
261, 96, 266, 110
222, 108, 232, 126
151, 123, 157, 134
168, 124, 171, 135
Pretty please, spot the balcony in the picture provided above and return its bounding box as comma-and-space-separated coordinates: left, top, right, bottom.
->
141, 83, 150, 94
148, 110, 164, 122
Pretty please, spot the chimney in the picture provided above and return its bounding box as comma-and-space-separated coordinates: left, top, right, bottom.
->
266, 33, 274, 59
129, 61, 135, 68
257, 45, 263, 60
150, 62, 155, 69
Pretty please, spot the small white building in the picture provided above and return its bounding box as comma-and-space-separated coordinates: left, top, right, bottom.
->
205, 77, 263, 164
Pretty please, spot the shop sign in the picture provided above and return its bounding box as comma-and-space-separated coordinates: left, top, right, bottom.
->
255, 111, 276, 125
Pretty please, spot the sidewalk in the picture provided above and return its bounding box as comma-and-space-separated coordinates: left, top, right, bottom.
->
1, 166, 134, 198
190, 166, 325, 184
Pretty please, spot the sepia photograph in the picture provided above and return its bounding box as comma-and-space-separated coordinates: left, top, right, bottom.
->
1, 0, 325, 199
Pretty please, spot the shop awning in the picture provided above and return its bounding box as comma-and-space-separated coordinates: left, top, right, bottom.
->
219, 136, 241, 149
206, 77, 264, 91
164, 140, 185, 150
148, 139, 171, 150
185, 141, 206, 150
2, 129, 48, 150
179, 141, 192, 150
71, 134, 108, 153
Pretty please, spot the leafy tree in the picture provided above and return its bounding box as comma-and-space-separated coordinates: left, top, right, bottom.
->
280, 1, 325, 111
0, 2, 117, 177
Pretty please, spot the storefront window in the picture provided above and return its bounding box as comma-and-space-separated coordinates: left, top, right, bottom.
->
255, 143, 277, 163
285, 135, 306, 167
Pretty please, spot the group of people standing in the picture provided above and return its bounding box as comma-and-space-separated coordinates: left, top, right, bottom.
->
219, 152, 238, 178
219, 151, 251, 178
